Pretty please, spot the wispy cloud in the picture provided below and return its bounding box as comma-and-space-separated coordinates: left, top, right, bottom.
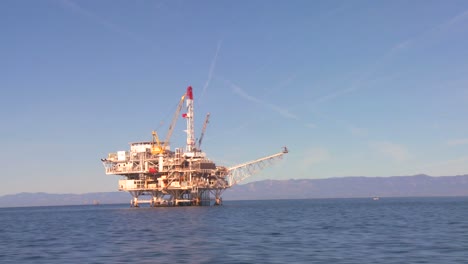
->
229, 81, 299, 120
370, 141, 412, 162
415, 156, 468, 176
302, 147, 331, 167
200, 40, 222, 104
447, 138, 468, 146
349, 126, 368, 137
59, 0, 142, 41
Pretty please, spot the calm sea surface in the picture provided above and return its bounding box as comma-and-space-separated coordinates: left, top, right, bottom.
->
0, 197, 467, 263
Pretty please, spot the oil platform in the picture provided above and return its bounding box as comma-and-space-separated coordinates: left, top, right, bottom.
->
101, 86, 288, 207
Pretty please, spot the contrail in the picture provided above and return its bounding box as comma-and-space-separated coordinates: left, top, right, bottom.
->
298, 8, 468, 109
395, 8, 468, 52
199, 40, 222, 104
229, 81, 298, 120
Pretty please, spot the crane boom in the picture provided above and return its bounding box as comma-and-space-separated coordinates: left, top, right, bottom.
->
163, 94, 186, 151
197, 113, 210, 150
226, 147, 288, 186
151, 130, 163, 154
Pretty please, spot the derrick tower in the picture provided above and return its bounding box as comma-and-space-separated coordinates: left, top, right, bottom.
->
101, 86, 288, 207
185, 86, 195, 153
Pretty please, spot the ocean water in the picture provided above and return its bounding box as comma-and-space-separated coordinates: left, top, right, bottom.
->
0, 197, 467, 263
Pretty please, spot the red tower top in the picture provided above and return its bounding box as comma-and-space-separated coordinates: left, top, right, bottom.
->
186, 86, 193, 100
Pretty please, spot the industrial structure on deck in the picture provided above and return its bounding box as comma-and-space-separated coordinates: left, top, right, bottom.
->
101, 86, 288, 207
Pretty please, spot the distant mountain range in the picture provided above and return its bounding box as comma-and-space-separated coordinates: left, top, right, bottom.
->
223, 174, 468, 200
1, 175, 467, 207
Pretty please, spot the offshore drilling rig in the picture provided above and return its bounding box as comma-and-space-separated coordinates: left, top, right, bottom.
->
101, 86, 288, 207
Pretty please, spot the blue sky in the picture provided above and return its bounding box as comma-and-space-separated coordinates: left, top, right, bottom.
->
1, 0, 468, 195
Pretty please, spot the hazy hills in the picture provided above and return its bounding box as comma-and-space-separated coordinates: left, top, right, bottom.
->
223, 174, 468, 200
1, 175, 467, 207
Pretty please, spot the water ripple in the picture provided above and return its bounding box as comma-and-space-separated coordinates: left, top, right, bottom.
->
0, 197, 467, 263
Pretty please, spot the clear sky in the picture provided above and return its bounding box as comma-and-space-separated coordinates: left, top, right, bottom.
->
1, 0, 468, 195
